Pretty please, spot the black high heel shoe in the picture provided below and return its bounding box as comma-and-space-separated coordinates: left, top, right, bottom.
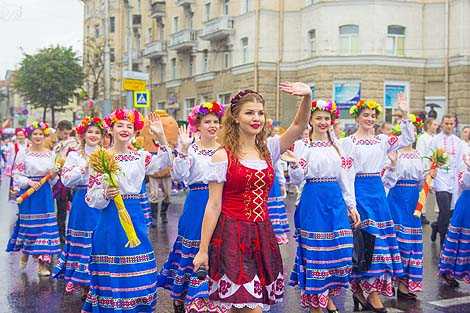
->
173, 301, 185, 313
327, 309, 340, 313
352, 294, 368, 312
397, 288, 417, 300
366, 299, 387, 313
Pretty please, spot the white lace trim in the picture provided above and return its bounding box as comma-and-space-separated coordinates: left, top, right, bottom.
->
213, 301, 280, 312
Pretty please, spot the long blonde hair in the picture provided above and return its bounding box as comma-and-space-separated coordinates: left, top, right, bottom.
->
221, 91, 270, 161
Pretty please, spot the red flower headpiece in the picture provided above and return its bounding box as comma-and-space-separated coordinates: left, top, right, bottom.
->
76, 117, 107, 136
104, 109, 145, 131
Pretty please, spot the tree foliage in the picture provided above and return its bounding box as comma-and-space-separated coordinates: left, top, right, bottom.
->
14, 45, 84, 126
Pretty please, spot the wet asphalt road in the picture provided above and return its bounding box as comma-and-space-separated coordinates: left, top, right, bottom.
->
1, 178, 470, 313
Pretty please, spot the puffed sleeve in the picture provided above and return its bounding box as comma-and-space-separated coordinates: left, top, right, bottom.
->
206, 161, 228, 183
459, 168, 470, 190
275, 160, 286, 185
84, 170, 109, 209
143, 145, 172, 175
381, 166, 398, 189
288, 141, 306, 186
12, 149, 30, 188
171, 150, 193, 182
267, 136, 281, 164
61, 152, 87, 188
336, 143, 356, 209
385, 119, 415, 153
340, 137, 357, 191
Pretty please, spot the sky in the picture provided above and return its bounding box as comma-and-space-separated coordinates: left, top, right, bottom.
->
0, 0, 84, 78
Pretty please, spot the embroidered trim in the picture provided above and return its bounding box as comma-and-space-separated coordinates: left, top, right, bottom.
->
306, 177, 337, 183
356, 172, 381, 177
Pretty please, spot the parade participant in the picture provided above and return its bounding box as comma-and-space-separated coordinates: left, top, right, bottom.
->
380, 122, 393, 137
438, 154, 470, 287
333, 120, 343, 140
6, 128, 29, 202
158, 102, 226, 313
193, 82, 312, 313
415, 118, 439, 225
383, 117, 427, 301
461, 126, 470, 154
288, 100, 360, 313
342, 94, 414, 312
267, 126, 291, 245
6, 121, 60, 276
82, 109, 172, 313
428, 115, 463, 247
52, 117, 105, 300
46, 120, 81, 243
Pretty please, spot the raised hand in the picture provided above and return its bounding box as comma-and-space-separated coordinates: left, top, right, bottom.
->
178, 124, 193, 153
397, 93, 409, 116
387, 150, 398, 167
279, 82, 312, 97
281, 150, 298, 164
148, 111, 164, 136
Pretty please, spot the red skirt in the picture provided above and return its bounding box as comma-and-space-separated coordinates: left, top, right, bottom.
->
208, 213, 284, 306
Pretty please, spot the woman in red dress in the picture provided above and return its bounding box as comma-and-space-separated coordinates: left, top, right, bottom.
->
193, 82, 311, 312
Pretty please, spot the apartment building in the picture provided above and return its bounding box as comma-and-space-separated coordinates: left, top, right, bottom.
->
83, 0, 470, 127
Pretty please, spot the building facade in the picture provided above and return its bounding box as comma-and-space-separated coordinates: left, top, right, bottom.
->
83, 0, 470, 128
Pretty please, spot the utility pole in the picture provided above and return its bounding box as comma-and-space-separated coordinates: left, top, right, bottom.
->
103, 0, 112, 115
125, 0, 133, 109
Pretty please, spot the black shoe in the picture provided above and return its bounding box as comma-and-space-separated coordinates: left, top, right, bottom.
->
397, 289, 417, 300
352, 294, 368, 312
160, 201, 170, 224
421, 215, 430, 225
366, 299, 387, 313
327, 309, 339, 313
173, 301, 185, 313
441, 274, 460, 287
431, 221, 438, 242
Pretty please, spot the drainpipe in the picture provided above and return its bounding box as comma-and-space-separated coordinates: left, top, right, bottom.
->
254, 0, 260, 90
444, 0, 449, 113
275, 0, 284, 122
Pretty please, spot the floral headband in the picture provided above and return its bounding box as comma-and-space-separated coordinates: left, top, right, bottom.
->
104, 109, 145, 131
26, 121, 51, 137
349, 100, 383, 118
76, 117, 107, 136
230, 89, 264, 113
391, 114, 424, 136
311, 100, 340, 124
187, 102, 225, 133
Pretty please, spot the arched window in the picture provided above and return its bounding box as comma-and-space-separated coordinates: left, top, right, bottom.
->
339, 24, 359, 55
308, 29, 316, 57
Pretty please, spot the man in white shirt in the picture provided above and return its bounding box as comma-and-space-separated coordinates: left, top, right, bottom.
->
416, 118, 439, 224
428, 115, 463, 248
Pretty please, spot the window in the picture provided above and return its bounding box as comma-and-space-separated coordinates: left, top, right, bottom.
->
110, 48, 115, 63
308, 29, 316, 57
158, 22, 165, 40
171, 58, 177, 80
173, 16, 179, 33
223, 51, 230, 69
110, 16, 115, 33
306, 0, 315, 5
204, 2, 211, 22
384, 81, 409, 122
387, 25, 405, 56
223, 0, 230, 15
184, 98, 196, 119
241, 37, 248, 63
241, 0, 252, 14
159, 63, 165, 82
157, 101, 166, 110
218, 93, 231, 106
339, 25, 359, 55
189, 55, 193, 77
95, 25, 100, 38
202, 51, 209, 73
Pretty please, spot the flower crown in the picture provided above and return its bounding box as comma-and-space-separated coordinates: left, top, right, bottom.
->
25, 121, 51, 137
104, 109, 145, 131
311, 100, 340, 123
391, 114, 424, 136
187, 102, 225, 133
15, 128, 26, 137
230, 89, 264, 113
349, 100, 383, 118
76, 117, 107, 136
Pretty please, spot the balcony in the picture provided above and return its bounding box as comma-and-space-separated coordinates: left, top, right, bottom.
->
200, 16, 234, 41
175, 0, 194, 7
169, 29, 197, 51
132, 14, 141, 25
143, 40, 167, 59
150, 1, 165, 18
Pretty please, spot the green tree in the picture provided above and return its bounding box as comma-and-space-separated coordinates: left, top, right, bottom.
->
14, 45, 84, 126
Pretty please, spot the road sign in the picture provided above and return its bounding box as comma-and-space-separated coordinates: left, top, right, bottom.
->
123, 79, 146, 91
123, 70, 149, 81
134, 90, 150, 108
